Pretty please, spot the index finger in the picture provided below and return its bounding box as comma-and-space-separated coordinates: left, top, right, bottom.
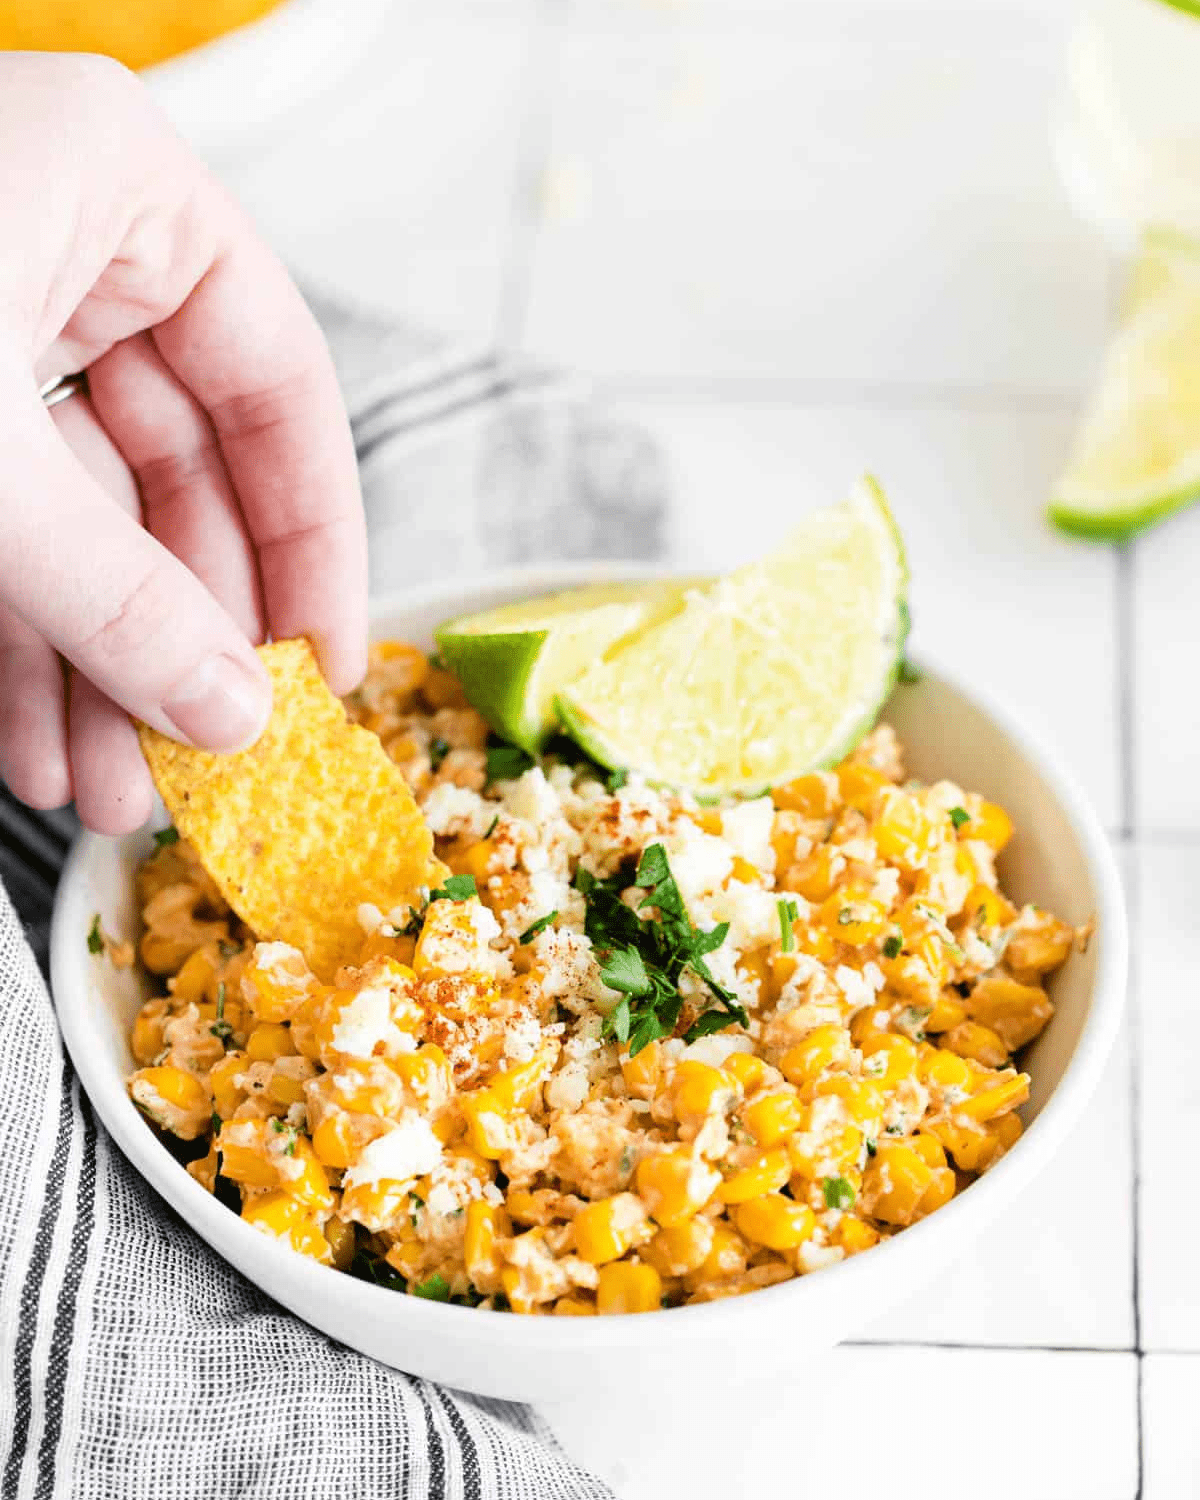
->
150, 193, 367, 695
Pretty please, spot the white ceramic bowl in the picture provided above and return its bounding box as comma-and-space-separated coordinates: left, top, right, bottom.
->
50, 566, 1128, 1404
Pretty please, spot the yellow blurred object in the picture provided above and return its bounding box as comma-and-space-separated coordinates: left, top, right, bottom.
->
0, 0, 291, 72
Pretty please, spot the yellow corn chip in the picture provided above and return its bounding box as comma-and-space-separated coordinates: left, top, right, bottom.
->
138, 639, 444, 980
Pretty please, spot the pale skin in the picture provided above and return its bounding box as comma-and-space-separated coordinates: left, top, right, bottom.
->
0, 53, 368, 835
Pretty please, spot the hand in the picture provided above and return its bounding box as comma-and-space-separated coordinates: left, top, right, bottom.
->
0, 53, 367, 835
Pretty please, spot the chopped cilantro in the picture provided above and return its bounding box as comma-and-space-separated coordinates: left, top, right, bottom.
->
605, 767, 629, 794
485, 742, 534, 783
429, 737, 451, 771
398, 904, 427, 937
519, 912, 558, 945
579, 842, 748, 1057
209, 982, 233, 1041
411, 1271, 452, 1302
211, 1110, 222, 1136
948, 806, 971, 830
86, 915, 103, 955
882, 932, 903, 960
409, 1194, 424, 1227
822, 1176, 856, 1211
837, 907, 855, 927
777, 898, 798, 953
153, 826, 180, 848
283, 1138, 295, 1157
430, 874, 477, 903
865, 1138, 877, 1158
484, 814, 500, 840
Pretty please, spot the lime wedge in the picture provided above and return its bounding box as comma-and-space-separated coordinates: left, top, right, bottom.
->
556, 478, 909, 797
1050, 227, 1200, 542
434, 581, 695, 752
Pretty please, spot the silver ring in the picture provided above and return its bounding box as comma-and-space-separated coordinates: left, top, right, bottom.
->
40, 372, 88, 409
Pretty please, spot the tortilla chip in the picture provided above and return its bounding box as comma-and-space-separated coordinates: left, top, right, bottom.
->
138, 639, 444, 980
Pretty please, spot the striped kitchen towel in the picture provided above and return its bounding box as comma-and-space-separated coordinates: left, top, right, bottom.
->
0, 299, 668, 1499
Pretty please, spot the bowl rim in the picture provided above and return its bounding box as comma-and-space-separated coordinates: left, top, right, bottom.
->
50, 562, 1129, 1352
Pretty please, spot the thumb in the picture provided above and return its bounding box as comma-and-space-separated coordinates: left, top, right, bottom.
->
0, 379, 272, 752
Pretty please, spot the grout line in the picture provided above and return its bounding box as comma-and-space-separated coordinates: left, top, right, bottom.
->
844, 1339, 1136, 1356
1116, 545, 1137, 840
495, 0, 568, 352
1115, 528, 1145, 1498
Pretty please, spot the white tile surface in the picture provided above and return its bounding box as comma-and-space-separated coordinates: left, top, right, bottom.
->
1134, 505, 1200, 833
862, 1025, 1134, 1348
1143, 1356, 1200, 1499
221, 1, 538, 344
1135, 842, 1200, 1351
601, 394, 1121, 825
521, 4, 1110, 387
542, 1348, 1139, 1500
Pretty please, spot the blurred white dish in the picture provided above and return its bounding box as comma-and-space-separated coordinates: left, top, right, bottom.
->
141, 0, 392, 161
50, 565, 1127, 1404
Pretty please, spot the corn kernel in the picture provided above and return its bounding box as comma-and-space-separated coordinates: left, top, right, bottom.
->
833, 1216, 880, 1255
734, 1194, 816, 1250
671, 1061, 737, 1128
464, 1200, 511, 1293
860, 1034, 919, 1086
965, 975, 1054, 1051
773, 773, 839, 818
862, 1141, 935, 1227
723, 1051, 768, 1094
837, 761, 891, 811
246, 1023, 296, 1063
942, 1021, 1010, 1069
128, 1064, 210, 1139
919, 1046, 974, 1094
958, 1072, 1029, 1123
636, 1149, 720, 1226
573, 1193, 651, 1265
872, 788, 941, 871
971, 800, 1014, 851
131, 999, 169, 1065
742, 1089, 804, 1147
595, 1261, 662, 1314
819, 888, 886, 947
620, 1040, 661, 1099
642, 1219, 714, 1277
554, 1296, 597, 1316
779, 1024, 848, 1089
717, 1148, 791, 1204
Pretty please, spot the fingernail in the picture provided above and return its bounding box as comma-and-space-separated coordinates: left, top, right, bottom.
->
163, 654, 271, 752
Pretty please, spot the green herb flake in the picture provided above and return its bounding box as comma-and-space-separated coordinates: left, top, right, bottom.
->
822, 1176, 856, 1211
837, 907, 855, 927
153, 826, 180, 848
211, 1111, 223, 1136
430, 874, 477, 903
777, 898, 798, 953
582, 841, 748, 1057
897, 659, 921, 685
411, 1271, 452, 1302
882, 932, 903, 960
606, 767, 629, 794
429, 737, 451, 772
485, 742, 534, 783
865, 1138, 877, 1158
519, 912, 558, 945
484, 814, 500, 840
948, 806, 971, 830
86, 915, 104, 955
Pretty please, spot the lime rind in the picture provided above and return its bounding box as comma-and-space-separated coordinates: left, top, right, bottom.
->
434, 582, 695, 752
555, 476, 909, 795
1050, 227, 1200, 542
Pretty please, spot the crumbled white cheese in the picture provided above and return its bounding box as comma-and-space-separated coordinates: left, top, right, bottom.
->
834, 964, 883, 1012
720, 797, 777, 873
682, 1034, 755, 1067
420, 782, 494, 840
664, 821, 734, 905
343, 1112, 443, 1188
504, 1013, 544, 1064
796, 1241, 846, 1273
330, 986, 397, 1059
356, 902, 385, 936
